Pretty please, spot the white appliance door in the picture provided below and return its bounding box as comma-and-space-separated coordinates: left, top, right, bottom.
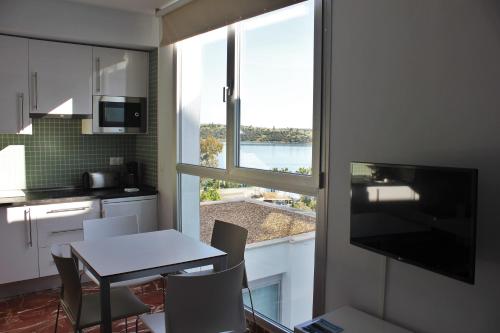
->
102, 196, 158, 233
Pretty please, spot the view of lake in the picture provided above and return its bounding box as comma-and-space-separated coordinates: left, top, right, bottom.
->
217, 142, 313, 171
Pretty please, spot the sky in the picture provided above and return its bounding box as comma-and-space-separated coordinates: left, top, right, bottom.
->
180, 0, 315, 130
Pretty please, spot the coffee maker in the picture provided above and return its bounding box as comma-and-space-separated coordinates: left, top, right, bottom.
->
124, 161, 141, 187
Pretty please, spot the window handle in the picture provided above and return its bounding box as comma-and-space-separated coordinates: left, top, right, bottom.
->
223, 86, 231, 103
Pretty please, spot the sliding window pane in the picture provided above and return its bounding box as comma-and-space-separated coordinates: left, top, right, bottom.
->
179, 174, 316, 329
237, 1, 315, 174
178, 27, 227, 169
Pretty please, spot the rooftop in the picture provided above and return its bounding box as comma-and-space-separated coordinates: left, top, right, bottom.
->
200, 199, 316, 244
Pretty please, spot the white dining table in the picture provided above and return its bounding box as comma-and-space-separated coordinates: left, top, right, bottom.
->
70, 229, 227, 333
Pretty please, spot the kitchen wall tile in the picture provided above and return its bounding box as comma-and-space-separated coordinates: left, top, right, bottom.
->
136, 50, 158, 187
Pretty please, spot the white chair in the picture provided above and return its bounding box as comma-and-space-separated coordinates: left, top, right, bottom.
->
141, 260, 247, 333
82, 215, 162, 288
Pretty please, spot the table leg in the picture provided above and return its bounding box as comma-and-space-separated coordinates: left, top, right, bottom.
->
100, 277, 112, 333
71, 250, 78, 266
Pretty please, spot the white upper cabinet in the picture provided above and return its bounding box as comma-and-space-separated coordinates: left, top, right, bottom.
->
29, 40, 92, 117
0, 35, 31, 134
93, 47, 148, 98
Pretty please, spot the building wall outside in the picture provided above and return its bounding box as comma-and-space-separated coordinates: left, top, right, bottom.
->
245, 234, 315, 329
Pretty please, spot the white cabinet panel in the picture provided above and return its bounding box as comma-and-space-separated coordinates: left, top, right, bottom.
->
38, 246, 58, 278
33, 200, 100, 278
93, 47, 148, 97
29, 40, 92, 116
34, 200, 100, 248
102, 196, 158, 233
0, 206, 38, 284
0, 35, 31, 134
39, 245, 83, 278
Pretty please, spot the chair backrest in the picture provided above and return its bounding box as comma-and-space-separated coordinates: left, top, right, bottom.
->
51, 244, 82, 324
83, 215, 138, 241
211, 220, 249, 287
165, 260, 247, 333
211, 220, 248, 271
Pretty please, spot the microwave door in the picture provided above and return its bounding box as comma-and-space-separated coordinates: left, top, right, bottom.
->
100, 101, 126, 128
92, 96, 147, 134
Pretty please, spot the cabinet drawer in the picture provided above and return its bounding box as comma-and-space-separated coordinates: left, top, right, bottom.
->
35, 200, 100, 247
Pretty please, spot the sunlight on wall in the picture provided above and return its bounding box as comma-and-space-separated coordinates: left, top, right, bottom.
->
0, 145, 26, 190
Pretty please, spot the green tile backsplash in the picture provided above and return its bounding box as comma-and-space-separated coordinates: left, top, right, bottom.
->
136, 50, 158, 187
0, 50, 158, 190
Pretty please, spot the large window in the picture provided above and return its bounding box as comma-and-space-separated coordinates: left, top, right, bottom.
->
237, 3, 315, 173
179, 175, 316, 329
178, 27, 227, 169
176, 1, 321, 331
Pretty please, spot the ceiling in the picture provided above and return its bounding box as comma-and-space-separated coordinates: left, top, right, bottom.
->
62, 0, 171, 15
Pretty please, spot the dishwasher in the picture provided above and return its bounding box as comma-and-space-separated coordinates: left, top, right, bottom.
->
101, 195, 158, 233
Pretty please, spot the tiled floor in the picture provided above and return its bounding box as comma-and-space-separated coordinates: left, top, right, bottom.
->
0, 281, 164, 333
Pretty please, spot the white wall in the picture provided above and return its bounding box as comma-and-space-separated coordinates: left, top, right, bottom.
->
0, 0, 159, 49
157, 45, 177, 229
326, 0, 500, 332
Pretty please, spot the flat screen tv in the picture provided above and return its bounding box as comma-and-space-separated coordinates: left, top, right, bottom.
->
350, 162, 478, 284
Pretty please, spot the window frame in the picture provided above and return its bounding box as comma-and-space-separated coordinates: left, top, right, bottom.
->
176, 0, 322, 197
173, 0, 331, 330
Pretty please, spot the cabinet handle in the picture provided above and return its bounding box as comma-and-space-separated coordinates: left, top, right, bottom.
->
95, 57, 101, 93
32, 72, 38, 110
46, 207, 88, 214
50, 228, 84, 235
25, 209, 33, 248
17, 93, 24, 133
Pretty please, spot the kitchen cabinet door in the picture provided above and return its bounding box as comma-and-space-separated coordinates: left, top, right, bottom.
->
102, 196, 158, 233
33, 200, 100, 277
0, 206, 38, 284
29, 40, 92, 117
93, 47, 148, 98
0, 35, 31, 134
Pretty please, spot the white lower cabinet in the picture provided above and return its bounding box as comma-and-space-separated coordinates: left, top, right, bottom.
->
0, 195, 157, 284
33, 200, 100, 277
0, 206, 38, 284
102, 195, 158, 233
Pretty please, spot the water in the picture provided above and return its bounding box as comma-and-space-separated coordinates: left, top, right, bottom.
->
217, 142, 312, 172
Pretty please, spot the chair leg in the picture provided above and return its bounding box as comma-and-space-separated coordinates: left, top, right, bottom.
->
125, 317, 128, 333
54, 302, 61, 333
135, 317, 139, 333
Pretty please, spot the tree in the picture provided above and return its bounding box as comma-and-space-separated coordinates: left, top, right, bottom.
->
200, 187, 221, 201
291, 195, 317, 211
200, 177, 222, 202
200, 135, 223, 168
297, 167, 312, 175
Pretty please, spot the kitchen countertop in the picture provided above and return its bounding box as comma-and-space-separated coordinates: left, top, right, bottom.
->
0, 186, 158, 207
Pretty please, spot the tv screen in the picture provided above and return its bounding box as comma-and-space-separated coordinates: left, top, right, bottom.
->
350, 162, 478, 284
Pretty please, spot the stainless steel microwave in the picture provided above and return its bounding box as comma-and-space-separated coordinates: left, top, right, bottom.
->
82, 96, 147, 134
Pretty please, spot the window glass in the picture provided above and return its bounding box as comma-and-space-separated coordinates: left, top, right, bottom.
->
237, 1, 315, 174
179, 174, 316, 329
178, 27, 227, 169
243, 281, 281, 322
